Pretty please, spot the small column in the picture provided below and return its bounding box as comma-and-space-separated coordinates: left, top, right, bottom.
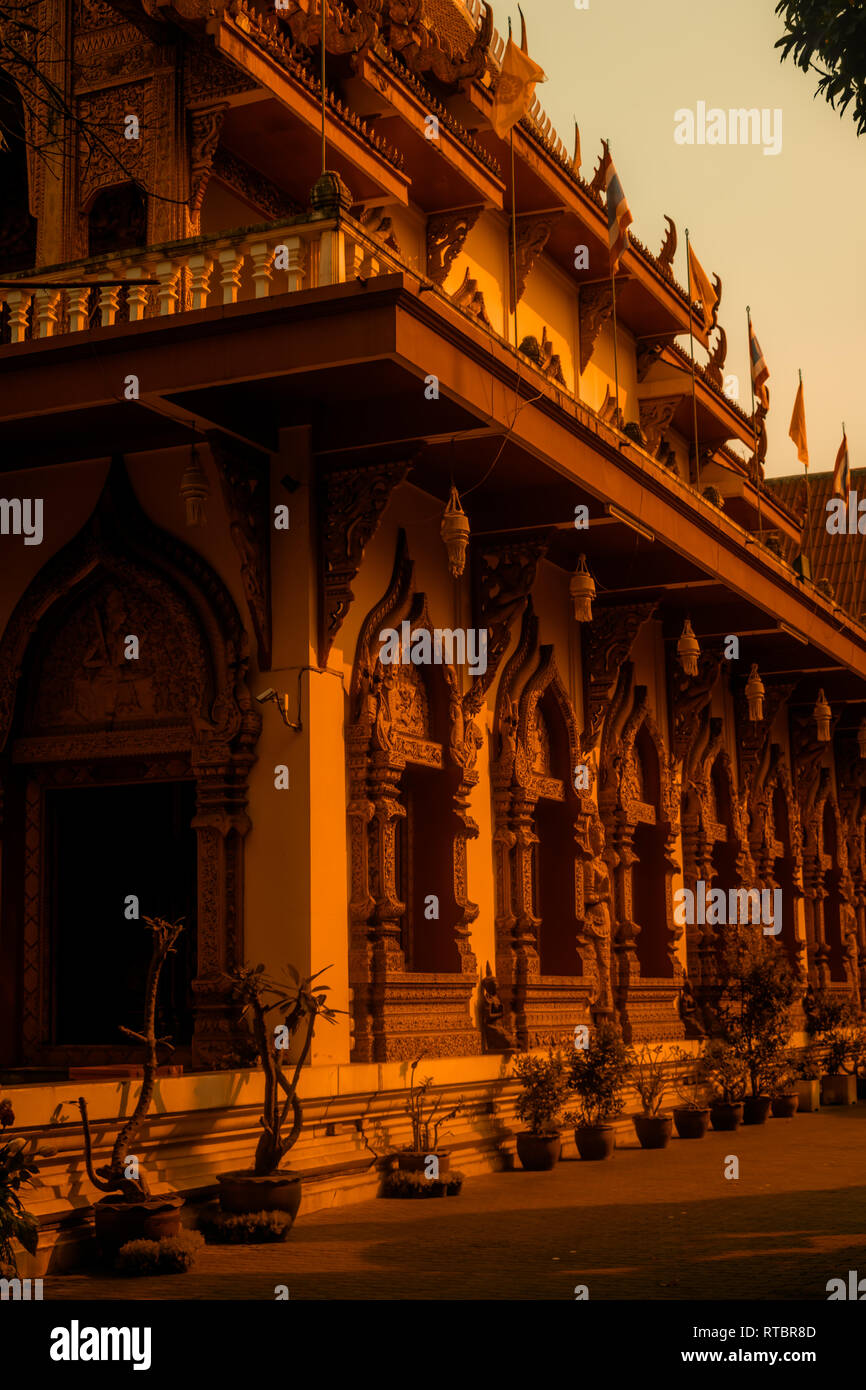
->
217, 244, 245, 305
4, 290, 32, 343
188, 252, 214, 311
67, 285, 92, 332
248, 240, 273, 299
284, 236, 306, 293
34, 288, 61, 338
318, 225, 347, 287
125, 264, 153, 322
98, 278, 122, 328
155, 259, 181, 316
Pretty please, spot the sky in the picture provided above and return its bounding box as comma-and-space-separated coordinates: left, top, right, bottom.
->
486, 0, 864, 479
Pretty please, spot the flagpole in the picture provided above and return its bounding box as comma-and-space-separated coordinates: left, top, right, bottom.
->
800, 369, 812, 575
320, 0, 327, 175
685, 228, 702, 493
511, 127, 519, 351
608, 137, 621, 428
747, 305, 763, 542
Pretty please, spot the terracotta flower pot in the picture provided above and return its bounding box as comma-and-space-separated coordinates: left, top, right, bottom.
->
743, 1095, 772, 1126
574, 1124, 616, 1161
821, 1074, 857, 1106
395, 1151, 451, 1175
770, 1093, 799, 1118
93, 1194, 184, 1253
515, 1131, 561, 1171
710, 1101, 743, 1132
795, 1079, 821, 1113
217, 1170, 302, 1219
673, 1107, 710, 1139
633, 1114, 673, 1149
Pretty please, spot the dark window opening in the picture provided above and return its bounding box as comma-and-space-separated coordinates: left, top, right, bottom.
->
535, 796, 580, 975
87, 183, 147, 258
398, 764, 459, 974
822, 804, 846, 982
48, 780, 197, 1046
633, 821, 672, 977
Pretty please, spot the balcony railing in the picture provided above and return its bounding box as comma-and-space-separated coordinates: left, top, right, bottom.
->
0, 212, 405, 346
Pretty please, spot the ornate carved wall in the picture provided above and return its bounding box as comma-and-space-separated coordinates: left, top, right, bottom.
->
491, 603, 595, 1048
0, 460, 260, 1067
347, 531, 481, 1061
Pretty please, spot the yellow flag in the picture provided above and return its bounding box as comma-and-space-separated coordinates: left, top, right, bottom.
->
490, 34, 546, 139
788, 379, 809, 469
687, 241, 718, 325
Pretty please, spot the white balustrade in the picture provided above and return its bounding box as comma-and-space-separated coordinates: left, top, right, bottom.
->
1, 217, 399, 345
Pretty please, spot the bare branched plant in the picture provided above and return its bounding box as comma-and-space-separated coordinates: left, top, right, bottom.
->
78, 915, 183, 1203
230, 963, 341, 1176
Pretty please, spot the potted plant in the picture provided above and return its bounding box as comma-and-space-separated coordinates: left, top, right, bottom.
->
765, 1056, 800, 1118
715, 929, 796, 1125
78, 916, 186, 1254
565, 1020, 628, 1160
512, 1046, 567, 1170
670, 1045, 711, 1139
807, 990, 861, 1105
793, 1043, 823, 1113
392, 1057, 463, 1176
213, 963, 340, 1232
704, 1038, 747, 1130
0, 1098, 43, 1277
629, 1043, 673, 1149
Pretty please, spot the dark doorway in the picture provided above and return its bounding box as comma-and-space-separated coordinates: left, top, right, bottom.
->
48, 781, 197, 1047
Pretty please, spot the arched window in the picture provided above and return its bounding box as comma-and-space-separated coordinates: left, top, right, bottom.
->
822, 802, 846, 982
0, 76, 37, 275
530, 691, 580, 976
631, 723, 672, 978
772, 785, 798, 965
87, 183, 147, 258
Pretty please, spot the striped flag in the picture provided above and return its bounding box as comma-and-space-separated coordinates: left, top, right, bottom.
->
749, 320, 770, 410
687, 241, 718, 326
788, 379, 809, 469
832, 429, 850, 501
604, 153, 633, 275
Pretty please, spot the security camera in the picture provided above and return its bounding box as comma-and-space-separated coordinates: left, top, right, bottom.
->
256, 688, 277, 703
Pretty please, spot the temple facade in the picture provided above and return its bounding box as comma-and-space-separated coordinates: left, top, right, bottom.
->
1, 0, 864, 1265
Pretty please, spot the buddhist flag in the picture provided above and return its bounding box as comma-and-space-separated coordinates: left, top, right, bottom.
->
604, 153, 633, 275
687, 241, 718, 326
833, 428, 850, 501
749, 320, 770, 410
490, 26, 546, 140
788, 379, 809, 469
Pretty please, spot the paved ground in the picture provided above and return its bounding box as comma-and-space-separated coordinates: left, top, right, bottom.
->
43, 1107, 866, 1301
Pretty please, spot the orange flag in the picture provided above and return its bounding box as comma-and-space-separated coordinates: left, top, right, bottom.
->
687, 241, 718, 326
490, 29, 546, 139
788, 379, 809, 469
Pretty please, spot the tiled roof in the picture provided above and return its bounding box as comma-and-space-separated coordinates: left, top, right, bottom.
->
422, 0, 477, 50
767, 470, 866, 619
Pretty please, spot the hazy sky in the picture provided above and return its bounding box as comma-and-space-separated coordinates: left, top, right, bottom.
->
487, 0, 864, 479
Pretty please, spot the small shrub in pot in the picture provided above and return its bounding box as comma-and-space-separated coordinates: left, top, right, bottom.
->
566, 1021, 628, 1160
704, 1039, 747, 1130
512, 1046, 568, 1170
629, 1043, 673, 1149
670, 1045, 711, 1139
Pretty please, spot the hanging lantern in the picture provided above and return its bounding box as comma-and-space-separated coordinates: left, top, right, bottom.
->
569, 554, 596, 623
180, 446, 209, 527
745, 663, 765, 722
440, 485, 470, 579
814, 689, 832, 742
677, 617, 700, 677
858, 719, 866, 760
